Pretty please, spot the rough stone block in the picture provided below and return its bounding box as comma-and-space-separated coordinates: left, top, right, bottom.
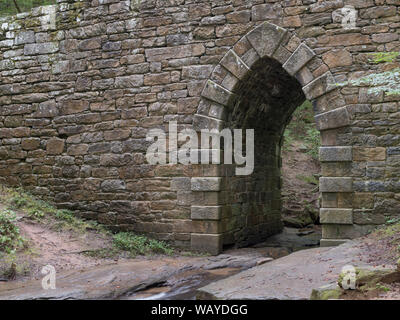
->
15, 31, 35, 45
115, 75, 144, 88
252, 3, 284, 22
145, 44, 205, 62
246, 22, 287, 58
46, 138, 65, 155
322, 224, 375, 239
322, 49, 352, 68
320, 208, 353, 224
171, 177, 191, 191
67, 144, 88, 156
320, 177, 353, 192
352, 193, 374, 209
283, 43, 315, 76
60, 100, 89, 115
78, 38, 101, 51
353, 210, 385, 225
315, 106, 351, 131
182, 65, 214, 80
21, 138, 40, 151
319, 146, 352, 162
191, 206, 222, 220
191, 177, 222, 192
191, 233, 223, 255
353, 147, 386, 161
101, 179, 126, 192
24, 42, 59, 55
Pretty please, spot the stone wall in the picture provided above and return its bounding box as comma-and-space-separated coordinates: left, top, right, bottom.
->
0, 0, 400, 253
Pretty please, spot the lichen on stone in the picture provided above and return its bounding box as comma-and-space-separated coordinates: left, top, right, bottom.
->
336, 68, 400, 96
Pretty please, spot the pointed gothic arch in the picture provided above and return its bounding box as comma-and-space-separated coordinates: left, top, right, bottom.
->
190, 22, 354, 254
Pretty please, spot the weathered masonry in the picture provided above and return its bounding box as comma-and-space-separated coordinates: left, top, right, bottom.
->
1, 0, 400, 254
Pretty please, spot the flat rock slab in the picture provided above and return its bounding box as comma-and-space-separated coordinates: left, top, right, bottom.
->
0, 257, 202, 300
0, 247, 272, 300
197, 241, 369, 300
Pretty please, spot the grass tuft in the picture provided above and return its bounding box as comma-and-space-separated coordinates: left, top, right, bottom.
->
0, 209, 25, 254
283, 100, 320, 159
113, 232, 173, 257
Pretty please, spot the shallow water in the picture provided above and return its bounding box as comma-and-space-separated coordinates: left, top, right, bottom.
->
122, 268, 240, 300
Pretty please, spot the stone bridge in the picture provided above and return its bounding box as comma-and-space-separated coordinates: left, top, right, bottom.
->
0, 0, 399, 254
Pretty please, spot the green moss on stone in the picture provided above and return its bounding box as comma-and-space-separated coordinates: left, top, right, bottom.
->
310, 284, 343, 300
368, 52, 399, 64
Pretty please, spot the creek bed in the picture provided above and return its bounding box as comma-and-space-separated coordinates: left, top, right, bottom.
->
121, 226, 322, 300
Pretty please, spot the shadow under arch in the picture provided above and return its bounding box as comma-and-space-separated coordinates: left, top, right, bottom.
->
191, 22, 353, 255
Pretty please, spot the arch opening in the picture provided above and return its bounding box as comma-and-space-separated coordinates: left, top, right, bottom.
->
221, 57, 309, 248
191, 22, 353, 255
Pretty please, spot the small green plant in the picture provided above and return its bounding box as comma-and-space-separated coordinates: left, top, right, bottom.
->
283, 100, 320, 158
1, 186, 109, 235
0, 209, 24, 254
8, 189, 54, 221
385, 217, 400, 225
10, 196, 27, 209
305, 127, 321, 160
113, 232, 173, 256
376, 283, 391, 292
283, 129, 294, 151
54, 209, 75, 223
26, 207, 45, 220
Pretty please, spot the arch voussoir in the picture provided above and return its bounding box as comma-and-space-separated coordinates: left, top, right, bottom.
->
302, 71, 336, 100
193, 113, 225, 131
282, 43, 315, 76
220, 50, 250, 80
201, 80, 236, 107
245, 21, 288, 58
